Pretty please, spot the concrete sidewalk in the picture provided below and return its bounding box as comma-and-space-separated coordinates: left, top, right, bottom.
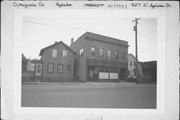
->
23, 81, 136, 86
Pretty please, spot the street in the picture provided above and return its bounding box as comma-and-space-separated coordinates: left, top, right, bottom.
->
21, 83, 156, 108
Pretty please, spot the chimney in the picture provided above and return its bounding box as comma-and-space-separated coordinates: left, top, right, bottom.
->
54, 41, 58, 44
71, 38, 74, 45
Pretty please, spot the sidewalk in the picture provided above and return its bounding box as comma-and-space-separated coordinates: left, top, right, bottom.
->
22, 81, 136, 86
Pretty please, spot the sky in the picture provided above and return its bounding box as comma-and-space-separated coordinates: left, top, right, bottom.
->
22, 10, 157, 62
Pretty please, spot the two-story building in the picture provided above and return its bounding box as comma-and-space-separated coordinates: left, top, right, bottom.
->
39, 41, 76, 82
128, 54, 143, 82
70, 32, 129, 82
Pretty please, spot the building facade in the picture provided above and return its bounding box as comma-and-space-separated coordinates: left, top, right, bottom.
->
128, 54, 143, 82
70, 32, 129, 82
141, 61, 157, 83
39, 41, 75, 82
22, 54, 43, 82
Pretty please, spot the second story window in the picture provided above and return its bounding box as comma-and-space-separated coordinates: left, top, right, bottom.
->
79, 48, 84, 56
99, 48, 104, 57
122, 52, 126, 60
115, 51, 119, 59
47, 63, 53, 73
107, 50, 111, 59
52, 49, 57, 58
63, 50, 67, 59
91, 47, 95, 55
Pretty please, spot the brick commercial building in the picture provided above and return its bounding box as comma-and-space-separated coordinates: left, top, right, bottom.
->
39, 41, 76, 82
70, 32, 129, 82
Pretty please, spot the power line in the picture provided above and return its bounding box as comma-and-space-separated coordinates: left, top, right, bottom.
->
138, 32, 156, 41
23, 20, 86, 31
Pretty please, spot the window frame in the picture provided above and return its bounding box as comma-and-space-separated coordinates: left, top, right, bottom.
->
91, 47, 96, 55
79, 48, 84, 56
47, 63, 54, 73
107, 50, 112, 59
52, 49, 57, 58
99, 48, 104, 57
63, 49, 68, 59
115, 51, 119, 59
57, 63, 63, 73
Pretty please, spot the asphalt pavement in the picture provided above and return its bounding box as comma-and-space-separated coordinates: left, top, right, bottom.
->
21, 82, 156, 108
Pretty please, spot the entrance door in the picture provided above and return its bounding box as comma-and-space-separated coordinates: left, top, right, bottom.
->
35, 63, 42, 77
88, 67, 98, 81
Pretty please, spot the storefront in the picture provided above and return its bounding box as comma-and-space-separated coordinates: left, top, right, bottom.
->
88, 65, 127, 82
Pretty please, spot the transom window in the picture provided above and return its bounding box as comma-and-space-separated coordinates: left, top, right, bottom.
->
57, 64, 63, 73
63, 50, 67, 59
47, 63, 54, 73
52, 49, 57, 58
79, 48, 84, 55
91, 47, 95, 55
99, 48, 104, 57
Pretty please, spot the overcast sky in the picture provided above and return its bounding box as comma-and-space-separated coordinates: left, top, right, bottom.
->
22, 10, 157, 62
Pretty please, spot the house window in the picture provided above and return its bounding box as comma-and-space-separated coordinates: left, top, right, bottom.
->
52, 49, 57, 58
57, 64, 63, 73
91, 47, 95, 55
67, 65, 71, 71
107, 50, 111, 59
47, 63, 53, 73
63, 50, 67, 59
79, 48, 84, 55
99, 48, 104, 57
130, 61, 132, 66
134, 61, 136, 66
115, 51, 119, 59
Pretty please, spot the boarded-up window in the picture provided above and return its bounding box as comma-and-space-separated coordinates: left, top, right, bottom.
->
99, 72, 109, 79
109, 73, 118, 79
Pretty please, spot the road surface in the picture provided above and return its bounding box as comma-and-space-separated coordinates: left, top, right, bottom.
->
21, 83, 156, 108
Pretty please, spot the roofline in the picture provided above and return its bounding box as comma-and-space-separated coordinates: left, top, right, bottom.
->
72, 31, 128, 46
39, 41, 76, 56
85, 31, 128, 43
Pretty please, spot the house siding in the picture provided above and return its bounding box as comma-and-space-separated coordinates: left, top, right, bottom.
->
41, 43, 74, 82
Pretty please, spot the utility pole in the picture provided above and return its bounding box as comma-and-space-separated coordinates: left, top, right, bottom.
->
132, 18, 140, 83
